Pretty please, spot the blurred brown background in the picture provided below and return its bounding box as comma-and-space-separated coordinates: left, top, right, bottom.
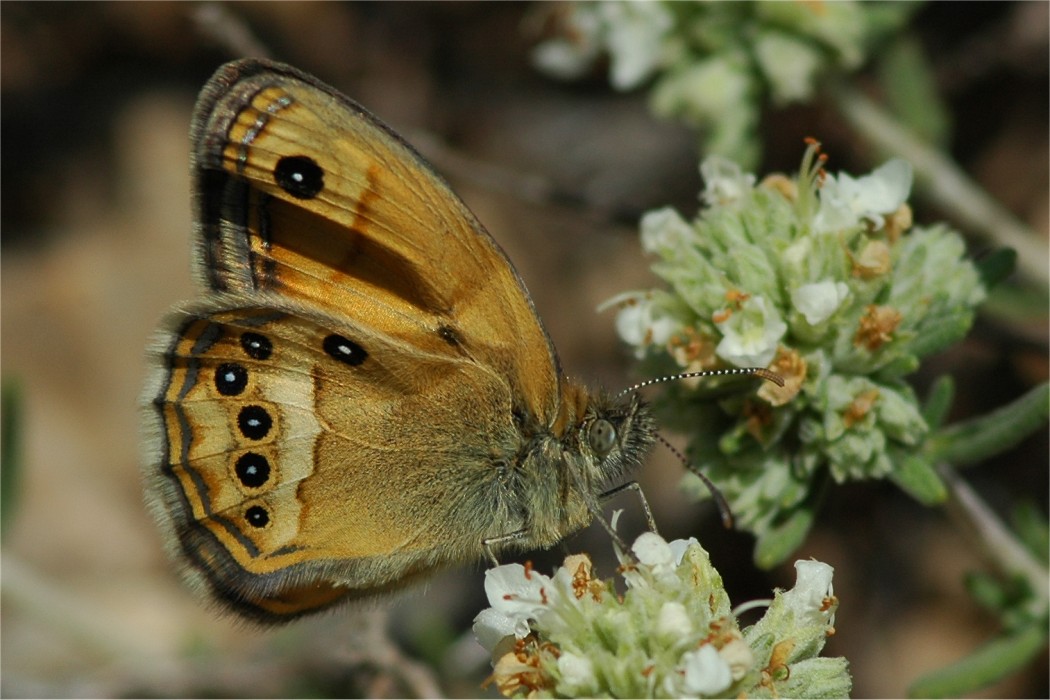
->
1, 2, 1046, 698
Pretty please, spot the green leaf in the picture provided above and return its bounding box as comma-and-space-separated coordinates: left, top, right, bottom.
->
890, 454, 947, 505
878, 36, 951, 148
862, 2, 924, 43
921, 375, 955, 429
908, 308, 977, 360
976, 248, 1017, 290
907, 624, 1048, 698
964, 571, 1007, 613
754, 506, 815, 569
982, 280, 1049, 325
964, 570, 1045, 633
1012, 502, 1050, 565
1, 380, 23, 537
873, 352, 920, 381
927, 383, 1050, 466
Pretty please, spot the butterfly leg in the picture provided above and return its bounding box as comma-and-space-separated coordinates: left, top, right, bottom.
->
598, 481, 659, 536
482, 530, 528, 567
480, 482, 659, 568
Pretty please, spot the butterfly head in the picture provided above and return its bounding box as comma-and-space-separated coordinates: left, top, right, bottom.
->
554, 381, 656, 494
547, 367, 780, 538
587, 390, 656, 486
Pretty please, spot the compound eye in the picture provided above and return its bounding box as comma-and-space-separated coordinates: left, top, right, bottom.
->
588, 419, 617, 456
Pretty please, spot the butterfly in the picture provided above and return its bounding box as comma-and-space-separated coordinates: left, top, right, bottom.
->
140, 59, 659, 623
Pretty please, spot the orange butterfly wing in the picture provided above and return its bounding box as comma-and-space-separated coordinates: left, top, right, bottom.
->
142, 60, 580, 620
147, 305, 539, 619
190, 59, 561, 425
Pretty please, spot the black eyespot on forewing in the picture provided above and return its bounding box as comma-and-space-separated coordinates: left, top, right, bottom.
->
274, 155, 323, 199
323, 334, 367, 366
240, 332, 272, 360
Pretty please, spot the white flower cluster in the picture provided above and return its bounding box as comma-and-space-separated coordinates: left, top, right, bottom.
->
616, 153, 916, 372
531, 1, 915, 167
602, 144, 986, 566
532, 1, 675, 90
473, 532, 848, 698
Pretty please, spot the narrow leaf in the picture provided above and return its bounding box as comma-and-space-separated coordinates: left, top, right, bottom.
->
754, 506, 814, 570
878, 36, 952, 147
908, 624, 1048, 698
890, 454, 947, 505
927, 383, 1049, 466
921, 375, 955, 429
976, 248, 1017, 290
1, 380, 23, 536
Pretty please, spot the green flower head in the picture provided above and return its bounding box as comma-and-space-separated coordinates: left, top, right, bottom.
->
532, 1, 916, 167
607, 143, 986, 566
473, 531, 849, 698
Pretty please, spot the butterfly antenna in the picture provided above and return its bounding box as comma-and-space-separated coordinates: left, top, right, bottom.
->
621, 367, 784, 529
616, 366, 783, 399
656, 434, 735, 530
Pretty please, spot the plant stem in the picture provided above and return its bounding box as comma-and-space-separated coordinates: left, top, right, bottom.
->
831, 83, 1048, 288
937, 464, 1049, 618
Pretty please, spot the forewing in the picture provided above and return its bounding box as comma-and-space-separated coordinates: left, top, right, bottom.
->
190, 59, 560, 425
